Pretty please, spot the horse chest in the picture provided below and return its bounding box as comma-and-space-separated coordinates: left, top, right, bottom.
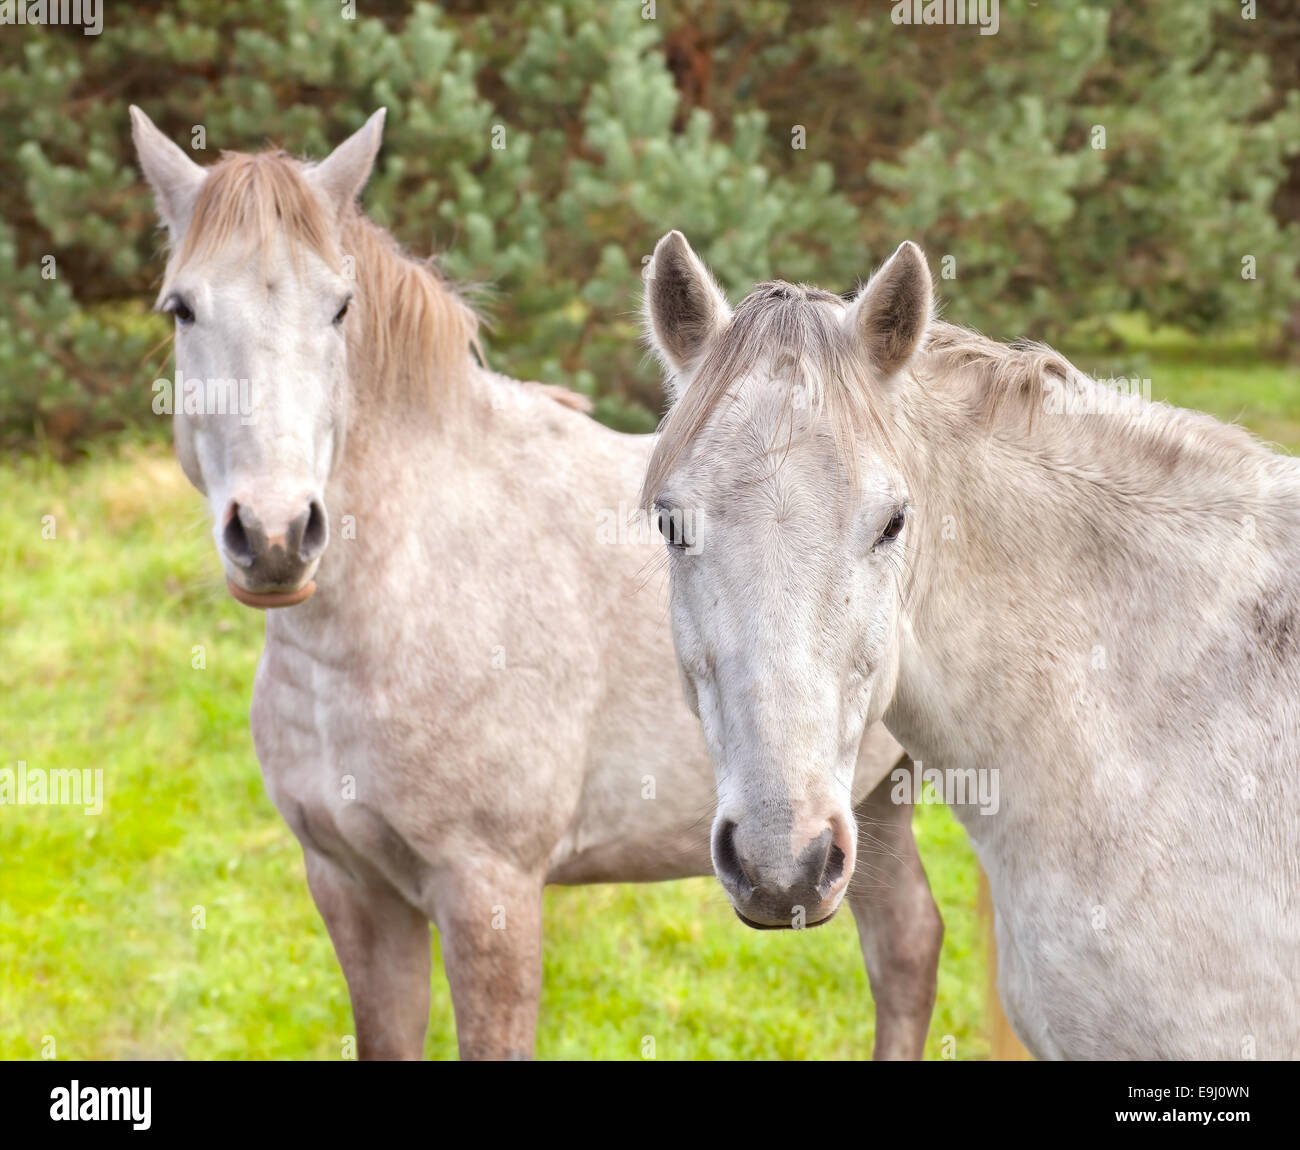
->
247, 638, 423, 872
250, 625, 584, 887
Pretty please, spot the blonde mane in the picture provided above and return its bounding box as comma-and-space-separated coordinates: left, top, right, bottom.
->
921, 321, 1074, 424
919, 320, 1271, 479
643, 287, 1274, 506
642, 281, 893, 506
162, 149, 482, 405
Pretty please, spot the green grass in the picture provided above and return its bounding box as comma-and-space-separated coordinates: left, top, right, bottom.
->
0, 442, 984, 1061
3, 343, 1297, 1060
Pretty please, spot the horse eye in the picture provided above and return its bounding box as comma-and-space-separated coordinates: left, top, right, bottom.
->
333, 297, 352, 325
879, 509, 906, 543
657, 507, 690, 549
167, 298, 195, 325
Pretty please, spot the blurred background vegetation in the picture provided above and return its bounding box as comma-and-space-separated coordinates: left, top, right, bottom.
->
2, 0, 1298, 451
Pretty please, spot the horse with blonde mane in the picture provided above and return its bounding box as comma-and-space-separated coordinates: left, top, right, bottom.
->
129, 109, 943, 1059
641, 230, 1300, 1059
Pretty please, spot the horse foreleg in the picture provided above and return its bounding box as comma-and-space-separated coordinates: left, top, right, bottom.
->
304, 849, 432, 1060
846, 755, 944, 1061
432, 859, 545, 1061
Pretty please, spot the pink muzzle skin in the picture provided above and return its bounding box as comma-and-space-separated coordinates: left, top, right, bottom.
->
226, 578, 316, 609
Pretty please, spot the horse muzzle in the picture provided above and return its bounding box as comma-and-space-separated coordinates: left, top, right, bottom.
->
220, 493, 327, 609
712, 812, 855, 929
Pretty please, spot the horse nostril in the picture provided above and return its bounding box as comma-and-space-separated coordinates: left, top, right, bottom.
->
820, 842, 846, 898
712, 820, 755, 899
297, 499, 328, 562
793, 829, 834, 895
222, 502, 256, 568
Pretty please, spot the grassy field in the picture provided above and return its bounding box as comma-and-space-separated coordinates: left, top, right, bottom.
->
3, 340, 1298, 1060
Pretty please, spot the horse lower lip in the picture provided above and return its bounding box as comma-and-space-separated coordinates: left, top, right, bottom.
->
733, 907, 837, 931
226, 579, 316, 609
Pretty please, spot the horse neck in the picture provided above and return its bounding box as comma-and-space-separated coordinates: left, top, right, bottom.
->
331, 212, 485, 474
342, 351, 480, 462
886, 363, 1295, 787
308, 340, 490, 588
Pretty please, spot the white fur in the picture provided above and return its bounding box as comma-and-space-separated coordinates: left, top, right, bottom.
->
646, 231, 1300, 1059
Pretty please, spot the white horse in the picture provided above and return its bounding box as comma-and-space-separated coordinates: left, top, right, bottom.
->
129, 108, 943, 1059
641, 229, 1300, 1059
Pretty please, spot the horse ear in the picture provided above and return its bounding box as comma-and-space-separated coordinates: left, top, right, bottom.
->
130, 105, 206, 241
847, 241, 932, 381
308, 108, 386, 216
644, 230, 731, 398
